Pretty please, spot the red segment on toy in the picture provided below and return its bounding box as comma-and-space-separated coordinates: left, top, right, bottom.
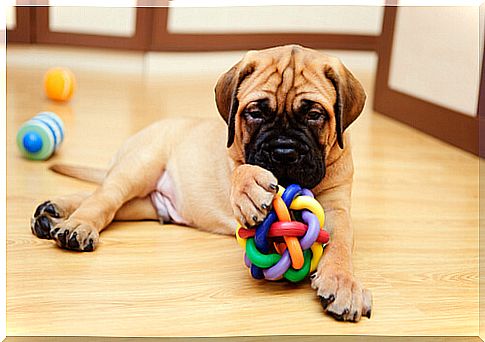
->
238, 222, 330, 244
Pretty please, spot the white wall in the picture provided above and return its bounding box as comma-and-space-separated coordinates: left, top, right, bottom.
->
389, 6, 480, 117
144, 50, 377, 80
6, 45, 377, 82
6, 5, 16, 30
48, 6, 137, 37
168, 6, 384, 35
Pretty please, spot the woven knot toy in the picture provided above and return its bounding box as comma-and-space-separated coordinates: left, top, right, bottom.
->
236, 184, 329, 283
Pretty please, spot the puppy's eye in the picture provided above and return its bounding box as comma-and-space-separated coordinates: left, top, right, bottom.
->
244, 99, 272, 121
244, 100, 269, 120
307, 110, 322, 120
246, 109, 263, 119
306, 109, 328, 122
300, 100, 327, 122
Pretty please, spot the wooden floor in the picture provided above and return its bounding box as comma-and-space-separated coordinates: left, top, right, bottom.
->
6, 50, 479, 337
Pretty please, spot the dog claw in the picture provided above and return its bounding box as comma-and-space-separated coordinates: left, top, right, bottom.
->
84, 239, 95, 252
33, 216, 52, 239
68, 232, 80, 249
59, 230, 69, 247
331, 312, 345, 321
269, 183, 278, 192
50, 227, 60, 238
329, 309, 349, 321
44, 203, 60, 218
319, 294, 335, 310
34, 201, 50, 218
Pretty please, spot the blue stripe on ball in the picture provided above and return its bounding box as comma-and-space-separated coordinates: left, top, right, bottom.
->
37, 112, 64, 141
31, 118, 58, 146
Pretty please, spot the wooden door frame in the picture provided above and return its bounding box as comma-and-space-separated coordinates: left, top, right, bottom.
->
373, 6, 479, 155
479, 42, 485, 157
34, 6, 154, 50
9, 5, 382, 52
7, 7, 33, 43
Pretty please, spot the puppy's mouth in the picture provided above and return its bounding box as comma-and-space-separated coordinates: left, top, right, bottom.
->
245, 136, 325, 189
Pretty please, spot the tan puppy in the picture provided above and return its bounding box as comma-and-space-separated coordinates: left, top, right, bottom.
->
31, 45, 372, 322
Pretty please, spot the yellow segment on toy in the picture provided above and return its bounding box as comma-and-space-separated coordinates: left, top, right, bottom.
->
290, 196, 325, 229
310, 243, 324, 272
236, 225, 247, 249
44, 67, 76, 102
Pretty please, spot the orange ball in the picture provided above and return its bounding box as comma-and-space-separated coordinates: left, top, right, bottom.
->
44, 67, 76, 102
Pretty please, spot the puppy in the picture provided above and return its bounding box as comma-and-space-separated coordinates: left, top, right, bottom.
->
31, 45, 372, 321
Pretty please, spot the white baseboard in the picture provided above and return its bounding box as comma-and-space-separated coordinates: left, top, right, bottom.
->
7, 44, 377, 79
7, 44, 145, 74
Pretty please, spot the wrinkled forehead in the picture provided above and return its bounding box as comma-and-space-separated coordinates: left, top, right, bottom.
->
237, 46, 337, 113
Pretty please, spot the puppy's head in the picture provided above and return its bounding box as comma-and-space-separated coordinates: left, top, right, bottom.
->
215, 45, 366, 189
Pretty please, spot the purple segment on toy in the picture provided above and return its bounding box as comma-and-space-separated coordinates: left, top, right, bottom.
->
301, 188, 314, 198
244, 253, 251, 268
299, 211, 320, 249
263, 249, 291, 280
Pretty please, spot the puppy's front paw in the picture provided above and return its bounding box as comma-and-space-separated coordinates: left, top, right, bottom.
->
51, 219, 99, 252
311, 267, 372, 322
231, 164, 278, 227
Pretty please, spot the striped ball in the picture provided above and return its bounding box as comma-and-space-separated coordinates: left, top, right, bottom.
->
16, 112, 65, 160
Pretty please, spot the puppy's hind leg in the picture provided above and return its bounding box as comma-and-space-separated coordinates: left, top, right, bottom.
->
31, 193, 158, 240
50, 151, 163, 252
114, 196, 158, 221
31, 164, 106, 240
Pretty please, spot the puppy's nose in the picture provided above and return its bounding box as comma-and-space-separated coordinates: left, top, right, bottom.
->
271, 147, 299, 164
267, 138, 301, 164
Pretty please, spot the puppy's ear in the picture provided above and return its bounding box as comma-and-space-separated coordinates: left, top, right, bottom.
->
215, 62, 254, 148
324, 60, 366, 149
